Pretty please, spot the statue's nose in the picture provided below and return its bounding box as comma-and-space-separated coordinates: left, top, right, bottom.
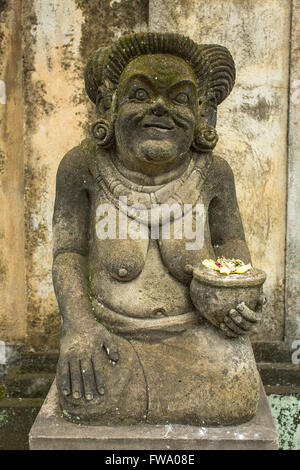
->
151, 98, 168, 116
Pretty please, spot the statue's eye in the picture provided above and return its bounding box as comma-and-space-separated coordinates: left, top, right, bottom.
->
134, 88, 149, 101
174, 92, 189, 104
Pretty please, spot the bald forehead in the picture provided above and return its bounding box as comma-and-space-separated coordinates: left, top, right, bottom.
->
118, 54, 198, 90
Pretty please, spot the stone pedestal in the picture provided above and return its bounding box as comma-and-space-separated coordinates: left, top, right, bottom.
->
29, 380, 278, 450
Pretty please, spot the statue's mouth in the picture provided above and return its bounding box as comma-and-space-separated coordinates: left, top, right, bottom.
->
142, 120, 174, 131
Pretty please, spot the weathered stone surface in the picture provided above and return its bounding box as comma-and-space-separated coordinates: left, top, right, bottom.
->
285, 0, 300, 340
0, 0, 25, 342
252, 341, 293, 363
0, 0, 297, 353
258, 363, 300, 387
3, 366, 54, 398
29, 380, 278, 450
149, 0, 291, 341
52, 32, 267, 425
191, 267, 266, 328
20, 0, 148, 349
20, 351, 58, 373
22, 0, 88, 349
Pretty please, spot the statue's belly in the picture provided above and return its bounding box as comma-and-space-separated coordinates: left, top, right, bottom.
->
89, 239, 193, 318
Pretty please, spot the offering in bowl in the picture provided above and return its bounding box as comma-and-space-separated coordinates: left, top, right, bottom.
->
190, 262, 266, 328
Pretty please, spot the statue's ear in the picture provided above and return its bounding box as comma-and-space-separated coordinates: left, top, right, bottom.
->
192, 92, 218, 153
96, 86, 114, 116
199, 92, 218, 127
92, 88, 116, 149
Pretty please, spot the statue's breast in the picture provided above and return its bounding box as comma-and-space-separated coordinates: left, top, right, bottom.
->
92, 192, 148, 281
91, 191, 214, 284
159, 200, 215, 284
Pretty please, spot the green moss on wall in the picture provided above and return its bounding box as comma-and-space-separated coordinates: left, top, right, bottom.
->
0, 409, 8, 428
268, 394, 300, 450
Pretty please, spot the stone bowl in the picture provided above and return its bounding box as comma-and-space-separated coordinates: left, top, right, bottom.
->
190, 266, 267, 328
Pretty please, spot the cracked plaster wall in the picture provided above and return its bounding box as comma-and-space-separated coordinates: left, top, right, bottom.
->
0, 0, 297, 348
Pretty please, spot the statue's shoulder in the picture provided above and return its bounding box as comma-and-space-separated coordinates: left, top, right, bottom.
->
58, 138, 96, 172
209, 153, 235, 183
56, 138, 97, 184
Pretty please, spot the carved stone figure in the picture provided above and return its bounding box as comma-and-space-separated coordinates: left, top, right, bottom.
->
52, 32, 266, 426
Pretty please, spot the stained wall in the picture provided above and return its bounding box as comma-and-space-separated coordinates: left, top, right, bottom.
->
150, 0, 291, 341
0, 0, 298, 349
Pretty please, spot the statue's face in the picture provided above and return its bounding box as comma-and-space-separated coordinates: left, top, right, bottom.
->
114, 54, 198, 174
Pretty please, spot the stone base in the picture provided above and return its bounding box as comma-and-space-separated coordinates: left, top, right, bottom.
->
29, 380, 278, 450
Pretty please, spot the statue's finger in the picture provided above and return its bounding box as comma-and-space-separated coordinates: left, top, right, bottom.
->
59, 360, 71, 397
228, 309, 252, 331
236, 302, 261, 323
80, 358, 96, 401
220, 322, 239, 338
92, 353, 106, 396
103, 337, 119, 363
69, 359, 83, 399
223, 315, 249, 335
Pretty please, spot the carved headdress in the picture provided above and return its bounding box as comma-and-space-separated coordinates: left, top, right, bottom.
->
85, 32, 235, 151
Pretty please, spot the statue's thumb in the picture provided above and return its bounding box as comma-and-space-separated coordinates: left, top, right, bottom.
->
103, 337, 119, 362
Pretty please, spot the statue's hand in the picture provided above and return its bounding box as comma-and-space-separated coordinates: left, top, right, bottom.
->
219, 296, 266, 338
57, 320, 119, 402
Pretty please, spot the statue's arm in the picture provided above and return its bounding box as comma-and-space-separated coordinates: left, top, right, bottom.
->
52, 147, 118, 402
208, 156, 251, 263
52, 148, 92, 328
204, 157, 264, 337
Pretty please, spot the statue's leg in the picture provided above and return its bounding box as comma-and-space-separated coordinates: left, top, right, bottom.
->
130, 321, 260, 426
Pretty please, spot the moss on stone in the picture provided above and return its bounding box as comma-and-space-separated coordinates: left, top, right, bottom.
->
0, 409, 8, 428
267, 394, 300, 450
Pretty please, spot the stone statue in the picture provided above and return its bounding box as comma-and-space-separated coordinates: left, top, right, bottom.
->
52, 32, 266, 426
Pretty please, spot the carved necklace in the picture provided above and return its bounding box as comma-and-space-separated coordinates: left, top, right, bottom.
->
93, 148, 212, 225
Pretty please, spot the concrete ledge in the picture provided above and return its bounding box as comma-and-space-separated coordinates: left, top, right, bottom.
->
29, 380, 278, 450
